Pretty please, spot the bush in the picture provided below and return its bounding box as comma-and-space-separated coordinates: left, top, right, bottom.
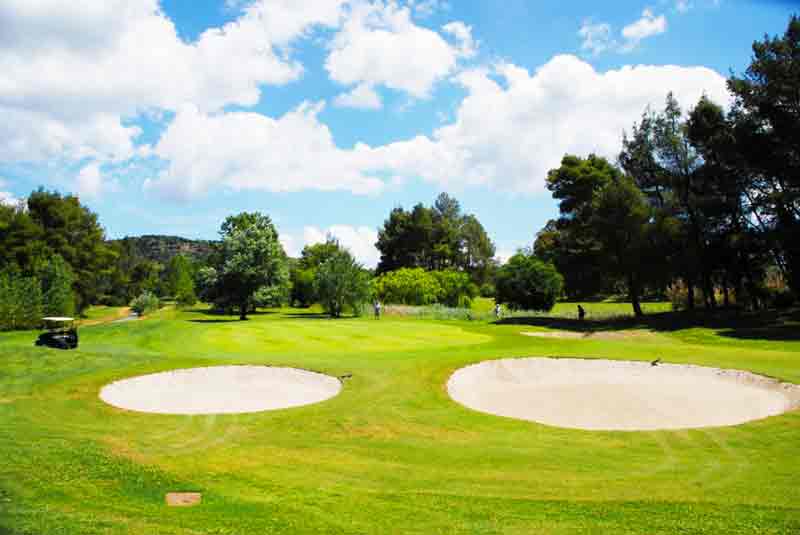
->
130, 291, 160, 316
495, 253, 563, 312
36, 254, 75, 317
374, 268, 441, 306
0, 270, 44, 331
432, 270, 478, 308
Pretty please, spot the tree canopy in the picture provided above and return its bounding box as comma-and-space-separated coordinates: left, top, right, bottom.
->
376, 193, 496, 284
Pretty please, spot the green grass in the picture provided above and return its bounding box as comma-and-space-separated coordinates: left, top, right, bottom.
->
1, 305, 799, 534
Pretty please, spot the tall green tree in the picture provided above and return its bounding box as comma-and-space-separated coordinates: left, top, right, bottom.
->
315, 245, 370, 318
590, 177, 657, 317
200, 212, 287, 320
541, 154, 620, 299
376, 193, 495, 282
25, 189, 114, 311
727, 15, 800, 294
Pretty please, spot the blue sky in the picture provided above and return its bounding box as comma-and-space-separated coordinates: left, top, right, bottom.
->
0, 0, 796, 266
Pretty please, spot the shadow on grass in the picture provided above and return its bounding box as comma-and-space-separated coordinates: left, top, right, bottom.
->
278, 312, 363, 320
496, 307, 800, 342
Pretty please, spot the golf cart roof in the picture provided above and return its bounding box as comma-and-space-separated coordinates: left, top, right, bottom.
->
42, 317, 75, 323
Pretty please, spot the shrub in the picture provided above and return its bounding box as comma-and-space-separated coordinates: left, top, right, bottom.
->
495, 253, 563, 312
130, 291, 160, 316
432, 270, 478, 308
0, 270, 43, 331
37, 254, 75, 317
374, 268, 441, 306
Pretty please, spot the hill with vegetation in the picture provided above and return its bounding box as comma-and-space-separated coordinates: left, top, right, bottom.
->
110, 235, 215, 264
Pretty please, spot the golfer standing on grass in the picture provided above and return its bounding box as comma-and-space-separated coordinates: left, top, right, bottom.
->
494, 303, 502, 320
374, 300, 381, 319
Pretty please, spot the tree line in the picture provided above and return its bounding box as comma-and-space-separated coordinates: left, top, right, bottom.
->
534, 16, 800, 316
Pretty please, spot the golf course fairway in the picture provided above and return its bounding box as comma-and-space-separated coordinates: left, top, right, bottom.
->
1, 305, 798, 534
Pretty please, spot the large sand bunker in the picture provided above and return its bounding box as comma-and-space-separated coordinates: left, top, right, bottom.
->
100, 366, 341, 415
447, 358, 800, 431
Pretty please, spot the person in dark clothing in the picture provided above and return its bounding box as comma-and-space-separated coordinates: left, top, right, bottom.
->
577, 305, 586, 321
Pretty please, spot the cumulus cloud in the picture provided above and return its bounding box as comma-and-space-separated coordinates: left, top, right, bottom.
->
357, 55, 730, 193
325, 1, 473, 99
621, 9, 667, 52
281, 224, 379, 267
75, 163, 106, 198
334, 83, 383, 109
144, 54, 729, 199
0, 0, 347, 188
144, 102, 384, 199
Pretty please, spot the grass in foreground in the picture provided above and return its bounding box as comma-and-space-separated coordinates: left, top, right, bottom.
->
0, 306, 798, 534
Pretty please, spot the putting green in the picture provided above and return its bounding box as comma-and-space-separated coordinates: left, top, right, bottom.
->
1, 305, 799, 534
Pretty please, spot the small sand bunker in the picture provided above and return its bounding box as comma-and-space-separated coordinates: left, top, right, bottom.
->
447, 358, 800, 431
100, 366, 341, 415
521, 330, 652, 340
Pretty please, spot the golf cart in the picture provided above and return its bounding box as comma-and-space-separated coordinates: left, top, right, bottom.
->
35, 317, 79, 350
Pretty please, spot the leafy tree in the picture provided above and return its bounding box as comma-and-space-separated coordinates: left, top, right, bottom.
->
376, 193, 495, 283
727, 15, 800, 294
203, 212, 287, 320
315, 245, 370, 318
0, 202, 47, 274
290, 267, 316, 307
289, 239, 341, 307
26, 189, 114, 311
542, 155, 620, 299
590, 177, 658, 317
495, 254, 563, 312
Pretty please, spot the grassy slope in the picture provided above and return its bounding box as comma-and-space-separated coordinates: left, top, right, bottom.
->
0, 306, 798, 534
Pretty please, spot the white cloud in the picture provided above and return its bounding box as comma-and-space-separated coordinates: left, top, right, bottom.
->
281, 224, 379, 267
144, 101, 384, 199
334, 83, 383, 109
0, 0, 348, 184
325, 1, 472, 99
302, 225, 380, 267
357, 55, 730, 193
442, 21, 477, 59
408, 0, 449, 18
578, 20, 614, 55
621, 9, 667, 52
75, 163, 104, 198
144, 54, 729, 199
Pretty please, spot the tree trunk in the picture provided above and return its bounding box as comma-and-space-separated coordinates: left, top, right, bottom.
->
629, 274, 644, 317
239, 302, 248, 321
686, 277, 695, 310
722, 279, 730, 308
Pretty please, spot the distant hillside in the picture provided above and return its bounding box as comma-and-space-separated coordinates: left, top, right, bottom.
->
111, 235, 216, 264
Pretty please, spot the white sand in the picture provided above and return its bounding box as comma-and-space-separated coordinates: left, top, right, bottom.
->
100, 366, 341, 415
447, 358, 800, 431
